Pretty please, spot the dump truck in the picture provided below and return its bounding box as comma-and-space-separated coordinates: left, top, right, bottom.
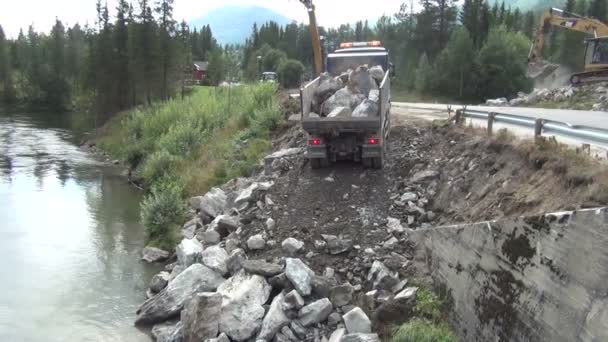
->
300, 41, 392, 169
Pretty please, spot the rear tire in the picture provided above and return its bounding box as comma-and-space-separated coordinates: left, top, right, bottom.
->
372, 156, 383, 169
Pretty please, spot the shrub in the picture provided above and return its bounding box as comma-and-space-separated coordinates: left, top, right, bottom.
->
415, 287, 444, 322
141, 150, 180, 185
278, 59, 305, 88
140, 181, 186, 248
158, 121, 204, 156
262, 49, 287, 72
392, 319, 457, 342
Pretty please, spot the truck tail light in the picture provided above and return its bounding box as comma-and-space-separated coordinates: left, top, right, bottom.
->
367, 138, 380, 145
309, 138, 322, 146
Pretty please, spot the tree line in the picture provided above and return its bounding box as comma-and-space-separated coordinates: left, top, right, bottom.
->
2, 0, 608, 114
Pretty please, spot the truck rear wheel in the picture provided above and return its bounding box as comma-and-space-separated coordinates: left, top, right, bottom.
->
372, 156, 383, 169
310, 158, 329, 169
362, 157, 373, 168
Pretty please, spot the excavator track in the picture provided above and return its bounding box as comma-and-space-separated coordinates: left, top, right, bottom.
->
570, 70, 608, 84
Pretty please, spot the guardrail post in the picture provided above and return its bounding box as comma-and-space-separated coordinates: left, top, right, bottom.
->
534, 119, 544, 141
454, 109, 463, 124
487, 112, 496, 136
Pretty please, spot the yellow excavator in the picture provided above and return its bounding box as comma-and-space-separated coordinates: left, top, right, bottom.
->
298, 0, 323, 76
528, 7, 608, 84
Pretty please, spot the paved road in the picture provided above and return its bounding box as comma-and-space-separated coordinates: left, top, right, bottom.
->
393, 102, 608, 130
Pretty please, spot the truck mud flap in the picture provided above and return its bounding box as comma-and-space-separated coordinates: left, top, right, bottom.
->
307, 145, 328, 159
362, 145, 382, 158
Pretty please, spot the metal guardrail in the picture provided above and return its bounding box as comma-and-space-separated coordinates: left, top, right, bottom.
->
454, 107, 608, 148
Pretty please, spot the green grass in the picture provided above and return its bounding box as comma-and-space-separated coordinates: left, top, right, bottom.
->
98, 83, 282, 245
415, 287, 444, 322
392, 319, 457, 342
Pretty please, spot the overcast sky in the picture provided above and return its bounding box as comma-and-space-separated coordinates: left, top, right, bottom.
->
0, 0, 408, 38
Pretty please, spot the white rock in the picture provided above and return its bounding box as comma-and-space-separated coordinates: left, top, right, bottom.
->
282, 238, 305, 254
258, 292, 290, 340
282, 289, 305, 311
369, 65, 385, 82
217, 271, 272, 341
201, 245, 229, 276
181, 292, 222, 342
135, 264, 225, 325
266, 218, 276, 230
149, 271, 171, 293
352, 99, 378, 117
395, 287, 418, 300
341, 333, 381, 342
328, 328, 346, 342
327, 106, 352, 118
247, 234, 266, 250
197, 187, 227, 218
386, 217, 405, 233
141, 246, 170, 263
235, 181, 274, 205
176, 238, 203, 267
367, 261, 399, 290
298, 298, 333, 326
285, 258, 315, 296
343, 307, 371, 334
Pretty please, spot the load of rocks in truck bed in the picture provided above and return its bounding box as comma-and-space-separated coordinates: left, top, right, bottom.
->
310, 65, 385, 119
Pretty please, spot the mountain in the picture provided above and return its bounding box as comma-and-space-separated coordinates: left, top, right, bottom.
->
190, 5, 294, 45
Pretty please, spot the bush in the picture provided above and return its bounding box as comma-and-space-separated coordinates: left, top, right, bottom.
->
392, 319, 457, 342
141, 150, 180, 185
278, 59, 305, 88
262, 49, 287, 72
415, 287, 444, 322
140, 181, 186, 248
158, 121, 204, 156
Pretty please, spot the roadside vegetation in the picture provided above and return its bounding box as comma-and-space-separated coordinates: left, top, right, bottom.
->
98, 84, 282, 247
392, 286, 457, 342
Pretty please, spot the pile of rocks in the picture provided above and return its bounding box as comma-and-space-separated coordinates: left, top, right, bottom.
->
485, 82, 608, 111
138, 144, 420, 342
310, 65, 385, 119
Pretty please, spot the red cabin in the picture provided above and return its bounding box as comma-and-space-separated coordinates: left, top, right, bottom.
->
193, 61, 208, 85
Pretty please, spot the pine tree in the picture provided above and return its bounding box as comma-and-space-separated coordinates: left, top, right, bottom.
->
588, 0, 607, 21
114, 0, 131, 109
48, 18, 69, 108
155, 0, 175, 100
0, 24, 14, 102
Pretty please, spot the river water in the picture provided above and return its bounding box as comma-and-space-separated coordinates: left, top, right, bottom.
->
0, 108, 159, 341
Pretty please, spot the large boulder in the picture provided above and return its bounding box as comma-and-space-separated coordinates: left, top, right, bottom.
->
343, 307, 371, 334
257, 292, 291, 340
367, 261, 399, 291
217, 271, 272, 341
152, 321, 183, 342
349, 65, 378, 96
247, 234, 266, 250
352, 99, 378, 117
181, 292, 222, 342
315, 76, 344, 103
322, 234, 352, 255
235, 181, 274, 205
135, 263, 225, 325
322, 87, 366, 116
226, 248, 247, 275
242, 259, 284, 277
176, 238, 204, 267
329, 328, 346, 342
208, 215, 239, 238
327, 106, 352, 118
195, 187, 227, 218
150, 271, 171, 293
285, 258, 315, 296
410, 170, 439, 183
298, 298, 333, 326
369, 65, 385, 83
372, 287, 418, 325
201, 245, 229, 276
330, 283, 354, 307
142, 246, 170, 263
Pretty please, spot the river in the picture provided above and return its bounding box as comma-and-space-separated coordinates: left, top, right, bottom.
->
0, 108, 159, 341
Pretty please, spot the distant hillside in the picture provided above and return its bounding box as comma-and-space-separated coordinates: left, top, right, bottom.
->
190, 5, 294, 45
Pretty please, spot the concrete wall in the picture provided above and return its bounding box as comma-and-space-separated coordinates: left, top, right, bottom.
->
412, 207, 608, 342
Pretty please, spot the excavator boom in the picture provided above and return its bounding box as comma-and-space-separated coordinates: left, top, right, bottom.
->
299, 0, 324, 76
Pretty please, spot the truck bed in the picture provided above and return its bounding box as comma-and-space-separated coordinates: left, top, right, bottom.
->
300, 72, 390, 135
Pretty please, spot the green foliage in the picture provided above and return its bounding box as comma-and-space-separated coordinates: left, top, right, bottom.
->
433, 27, 477, 99
207, 48, 226, 85
392, 319, 457, 342
277, 59, 304, 88
415, 54, 433, 92
415, 287, 444, 322
140, 180, 186, 248
262, 49, 287, 72
141, 150, 180, 184
475, 25, 533, 99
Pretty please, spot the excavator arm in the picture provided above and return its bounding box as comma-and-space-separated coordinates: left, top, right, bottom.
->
299, 0, 323, 76
528, 8, 608, 63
